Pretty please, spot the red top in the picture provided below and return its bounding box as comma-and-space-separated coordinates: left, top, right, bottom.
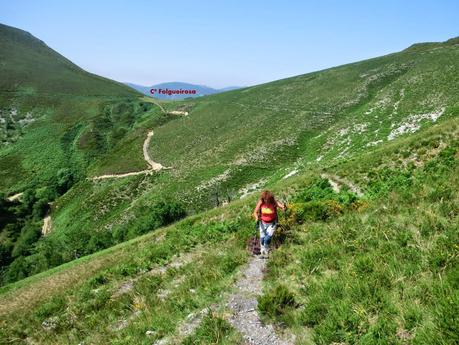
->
260, 203, 277, 223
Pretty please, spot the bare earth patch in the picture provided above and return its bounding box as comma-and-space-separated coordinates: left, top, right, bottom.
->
41, 215, 52, 235
321, 173, 363, 197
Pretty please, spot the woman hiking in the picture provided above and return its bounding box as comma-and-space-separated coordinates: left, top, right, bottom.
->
253, 190, 285, 258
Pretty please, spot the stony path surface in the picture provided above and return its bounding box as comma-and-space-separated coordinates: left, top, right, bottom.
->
226, 256, 294, 345
146, 254, 294, 345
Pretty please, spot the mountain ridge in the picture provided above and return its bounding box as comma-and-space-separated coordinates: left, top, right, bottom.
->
0, 22, 140, 96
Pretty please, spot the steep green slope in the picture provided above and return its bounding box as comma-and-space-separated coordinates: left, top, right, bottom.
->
1, 29, 458, 292
43, 36, 458, 270
0, 116, 457, 344
88, 36, 459, 203
0, 23, 143, 191
0, 24, 163, 285
0, 23, 137, 96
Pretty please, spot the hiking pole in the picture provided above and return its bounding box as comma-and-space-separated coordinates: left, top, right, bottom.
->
251, 219, 261, 256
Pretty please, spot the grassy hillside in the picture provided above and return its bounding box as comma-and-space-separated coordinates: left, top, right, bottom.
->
0, 116, 457, 344
1, 30, 457, 286
0, 23, 138, 96
0, 22, 144, 190
38, 35, 458, 277
87, 36, 459, 207
0, 24, 166, 285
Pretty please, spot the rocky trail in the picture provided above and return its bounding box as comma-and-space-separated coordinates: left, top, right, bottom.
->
226, 256, 294, 345
110, 244, 294, 344
148, 255, 294, 344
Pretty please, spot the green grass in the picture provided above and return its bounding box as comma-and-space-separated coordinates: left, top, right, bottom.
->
0, 211, 251, 344
0, 24, 139, 97
1, 24, 458, 343
182, 313, 243, 345
1, 116, 457, 344
257, 120, 459, 345
2, 34, 458, 283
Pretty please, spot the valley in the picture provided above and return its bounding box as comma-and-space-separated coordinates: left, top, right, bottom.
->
0, 21, 457, 344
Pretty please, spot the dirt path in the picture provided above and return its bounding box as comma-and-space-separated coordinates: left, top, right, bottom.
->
90, 169, 154, 180
7, 192, 23, 202
90, 130, 168, 181
321, 173, 363, 197
143, 130, 165, 170
149, 255, 294, 345
41, 215, 52, 235
226, 256, 294, 345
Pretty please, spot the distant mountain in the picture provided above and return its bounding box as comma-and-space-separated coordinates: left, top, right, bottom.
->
218, 86, 241, 92
124, 81, 241, 99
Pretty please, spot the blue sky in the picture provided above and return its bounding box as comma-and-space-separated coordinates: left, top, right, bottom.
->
1, 0, 458, 88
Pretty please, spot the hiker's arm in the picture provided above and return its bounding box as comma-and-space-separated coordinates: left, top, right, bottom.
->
253, 200, 262, 220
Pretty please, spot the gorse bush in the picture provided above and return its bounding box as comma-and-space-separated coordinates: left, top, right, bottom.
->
291, 200, 343, 222
286, 178, 361, 223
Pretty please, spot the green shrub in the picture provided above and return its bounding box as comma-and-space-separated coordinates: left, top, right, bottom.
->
88, 273, 109, 288
11, 222, 41, 257
56, 168, 75, 195
129, 200, 187, 237
293, 200, 343, 222
87, 231, 114, 252
295, 178, 335, 202
32, 198, 49, 219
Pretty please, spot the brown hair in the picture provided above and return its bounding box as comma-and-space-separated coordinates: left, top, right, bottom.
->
260, 190, 276, 207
